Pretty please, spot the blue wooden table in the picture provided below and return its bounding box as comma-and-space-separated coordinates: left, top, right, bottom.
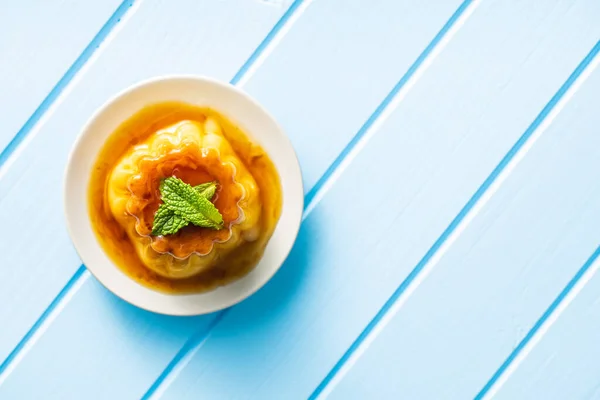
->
1, 0, 600, 398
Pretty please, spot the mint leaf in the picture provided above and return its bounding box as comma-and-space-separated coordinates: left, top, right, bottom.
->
151, 204, 189, 236
151, 178, 223, 236
160, 177, 223, 228
151, 182, 218, 236
193, 181, 217, 200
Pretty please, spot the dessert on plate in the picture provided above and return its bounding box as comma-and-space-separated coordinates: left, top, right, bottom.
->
88, 102, 282, 293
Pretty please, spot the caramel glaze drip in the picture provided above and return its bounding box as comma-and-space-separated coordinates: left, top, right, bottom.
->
88, 102, 282, 294
128, 146, 243, 258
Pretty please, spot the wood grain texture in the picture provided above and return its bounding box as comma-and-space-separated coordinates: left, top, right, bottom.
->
493, 248, 600, 400
1, 0, 599, 399
481, 66, 600, 400
0, 0, 467, 398
328, 41, 600, 400
0, 0, 123, 158
0, 0, 291, 393
6, 277, 219, 399
241, 0, 464, 190
153, 1, 600, 399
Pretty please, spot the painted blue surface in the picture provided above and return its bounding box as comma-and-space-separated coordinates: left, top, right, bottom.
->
1, 0, 600, 399
0, 0, 124, 163
0, 1, 291, 396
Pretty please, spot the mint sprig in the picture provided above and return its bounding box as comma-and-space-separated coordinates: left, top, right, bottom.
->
151, 177, 223, 236
151, 205, 189, 236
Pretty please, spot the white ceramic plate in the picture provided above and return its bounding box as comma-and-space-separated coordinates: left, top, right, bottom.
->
64, 75, 303, 316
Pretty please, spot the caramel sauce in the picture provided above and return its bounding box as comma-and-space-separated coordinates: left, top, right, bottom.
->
88, 102, 282, 293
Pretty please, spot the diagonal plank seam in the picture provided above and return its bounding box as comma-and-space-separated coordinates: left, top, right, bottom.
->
304, 0, 481, 216
0, 0, 142, 383
231, 0, 315, 87
476, 245, 600, 400
141, 310, 230, 400
309, 39, 600, 400
0, 266, 90, 386
141, 1, 314, 398
0, 0, 312, 393
143, 0, 480, 397
0, 0, 141, 181
474, 44, 600, 399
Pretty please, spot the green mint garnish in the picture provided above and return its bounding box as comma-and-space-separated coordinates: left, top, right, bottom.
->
160, 177, 223, 227
151, 204, 189, 236
193, 182, 217, 200
150, 178, 223, 236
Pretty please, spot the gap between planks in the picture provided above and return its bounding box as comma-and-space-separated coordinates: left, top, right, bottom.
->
0, 0, 538, 395
0, 0, 141, 181
310, 38, 600, 400
0, 0, 142, 384
476, 245, 600, 399
0, 267, 90, 386
144, 0, 480, 398
141, 0, 314, 398
474, 42, 600, 400
0, 0, 310, 392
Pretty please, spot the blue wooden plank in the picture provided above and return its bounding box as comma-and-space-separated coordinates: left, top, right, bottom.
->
491, 248, 600, 400
0, 0, 469, 397
0, 0, 123, 160
327, 42, 600, 400
3, 277, 218, 399
0, 0, 292, 389
241, 0, 463, 190
146, 1, 600, 399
